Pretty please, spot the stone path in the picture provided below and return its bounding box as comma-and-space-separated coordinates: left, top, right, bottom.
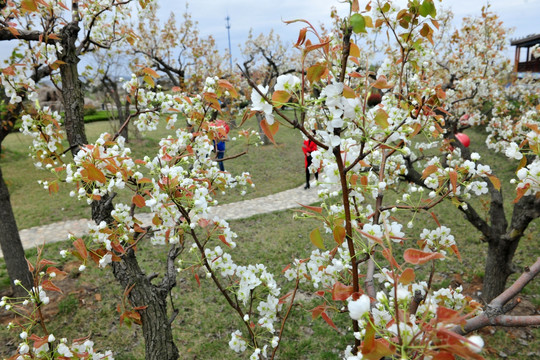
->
1, 181, 326, 258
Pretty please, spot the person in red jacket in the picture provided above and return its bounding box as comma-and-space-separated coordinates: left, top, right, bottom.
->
302, 138, 318, 189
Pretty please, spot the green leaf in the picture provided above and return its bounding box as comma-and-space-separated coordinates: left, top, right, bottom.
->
310, 228, 325, 250
350, 13, 366, 34
419, 0, 436, 17
374, 108, 389, 129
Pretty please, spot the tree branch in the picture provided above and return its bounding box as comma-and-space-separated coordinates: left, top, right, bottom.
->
453, 256, 540, 335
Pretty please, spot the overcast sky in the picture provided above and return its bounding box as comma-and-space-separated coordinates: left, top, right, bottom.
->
164, 0, 540, 61
1, 0, 539, 65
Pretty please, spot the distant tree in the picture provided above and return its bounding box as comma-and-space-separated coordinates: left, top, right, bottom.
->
131, 2, 230, 93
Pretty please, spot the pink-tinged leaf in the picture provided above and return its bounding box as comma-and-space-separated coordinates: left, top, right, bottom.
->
132, 194, 146, 208
333, 225, 346, 245
41, 279, 62, 294
449, 170, 458, 193
219, 235, 231, 248
294, 27, 307, 48
363, 339, 395, 360
422, 164, 439, 179
21, 0, 37, 12
46, 266, 67, 280
374, 108, 389, 129
311, 305, 326, 319
403, 249, 444, 265
315, 290, 326, 297
152, 214, 162, 226
142, 67, 160, 78
430, 212, 441, 227
321, 311, 338, 331
26, 259, 34, 272
260, 118, 279, 145
310, 228, 325, 250
362, 321, 376, 355
371, 75, 394, 89
488, 174, 501, 191
514, 183, 530, 203
298, 203, 323, 213
382, 248, 400, 269
73, 238, 88, 260
85, 163, 106, 184
272, 90, 291, 108
307, 63, 327, 84
399, 268, 415, 285
332, 281, 353, 301
343, 84, 356, 99
29, 334, 48, 349
349, 42, 360, 58
450, 244, 462, 261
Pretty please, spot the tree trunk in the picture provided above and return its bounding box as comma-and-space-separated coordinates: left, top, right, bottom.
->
111, 252, 179, 360
59, 22, 88, 156
0, 166, 33, 296
483, 238, 519, 302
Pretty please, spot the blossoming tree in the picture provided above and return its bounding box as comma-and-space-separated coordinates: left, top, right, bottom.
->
1, 0, 539, 359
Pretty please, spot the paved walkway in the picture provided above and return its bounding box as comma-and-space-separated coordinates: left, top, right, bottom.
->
1, 182, 326, 258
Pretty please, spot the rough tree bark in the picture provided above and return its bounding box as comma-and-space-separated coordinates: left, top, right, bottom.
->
0, 166, 33, 296
0, 102, 34, 296
92, 199, 180, 360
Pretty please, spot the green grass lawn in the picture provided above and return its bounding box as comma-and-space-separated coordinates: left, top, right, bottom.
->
0, 120, 538, 359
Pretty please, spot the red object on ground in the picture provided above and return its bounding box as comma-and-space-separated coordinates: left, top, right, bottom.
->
455, 133, 470, 148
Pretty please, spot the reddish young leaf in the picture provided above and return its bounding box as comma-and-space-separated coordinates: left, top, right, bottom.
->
363, 339, 395, 360
332, 281, 354, 301
422, 164, 439, 179
382, 248, 400, 269
132, 194, 146, 208
321, 311, 338, 331
298, 203, 323, 213
29, 334, 48, 349
361, 321, 376, 354
350, 42, 360, 58
219, 235, 231, 248
333, 225, 346, 245
403, 248, 444, 265
399, 268, 415, 284
514, 183, 530, 203
371, 75, 394, 89
272, 90, 291, 108
307, 63, 327, 84
450, 244, 462, 261
73, 238, 88, 260
21, 0, 38, 12
143, 67, 160, 78
41, 279, 62, 293
449, 170, 458, 193
487, 174, 501, 191
260, 118, 279, 145
430, 212, 441, 227
85, 163, 107, 184
311, 305, 326, 319
46, 266, 67, 280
